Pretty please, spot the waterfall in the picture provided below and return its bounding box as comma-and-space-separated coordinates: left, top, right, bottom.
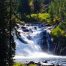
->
13, 23, 54, 59
13, 23, 66, 65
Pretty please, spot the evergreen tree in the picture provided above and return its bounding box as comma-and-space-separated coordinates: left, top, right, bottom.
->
18, 0, 31, 21
48, 0, 66, 22
33, 0, 41, 13
0, 0, 15, 66
44, 0, 51, 4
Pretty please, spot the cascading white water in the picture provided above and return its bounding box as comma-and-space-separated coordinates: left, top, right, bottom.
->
13, 24, 66, 64
13, 24, 45, 56
14, 25, 52, 56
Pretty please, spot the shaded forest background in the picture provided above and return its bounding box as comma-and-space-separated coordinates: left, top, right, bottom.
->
0, 0, 66, 66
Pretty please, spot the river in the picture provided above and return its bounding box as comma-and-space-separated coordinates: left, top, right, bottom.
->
12, 23, 66, 66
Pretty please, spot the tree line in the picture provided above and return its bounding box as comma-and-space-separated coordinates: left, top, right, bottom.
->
0, 0, 16, 66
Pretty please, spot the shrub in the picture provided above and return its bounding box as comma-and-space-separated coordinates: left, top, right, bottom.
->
31, 13, 50, 22
51, 22, 66, 37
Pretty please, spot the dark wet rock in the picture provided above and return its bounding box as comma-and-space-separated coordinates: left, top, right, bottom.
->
21, 26, 29, 32
17, 36, 27, 44
34, 27, 37, 30
21, 26, 26, 29
16, 32, 27, 44
27, 35, 32, 40
23, 29, 29, 32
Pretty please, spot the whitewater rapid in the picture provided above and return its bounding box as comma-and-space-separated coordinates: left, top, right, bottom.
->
13, 24, 66, 63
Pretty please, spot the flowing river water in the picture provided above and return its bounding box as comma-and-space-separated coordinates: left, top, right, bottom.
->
13, 23, 66, 66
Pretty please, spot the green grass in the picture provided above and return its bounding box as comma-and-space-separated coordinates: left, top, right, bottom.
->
13, 63, 25, 66
13, 63, 37, 66
28, 64, 37, 66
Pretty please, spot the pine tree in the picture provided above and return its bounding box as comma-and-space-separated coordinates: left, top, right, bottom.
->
48, 0, 66, 22
0, 0, 15, 66
18, 0, 31, 21
33, 0, 41, 13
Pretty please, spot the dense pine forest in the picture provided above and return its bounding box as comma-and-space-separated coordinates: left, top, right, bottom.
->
0, 0, 66, 66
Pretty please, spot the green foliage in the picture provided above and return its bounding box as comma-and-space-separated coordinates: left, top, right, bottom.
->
29, 64, 37, 66
38, 13, 50, 20
13, 63, 24, 66
30, 13, 50, 23
13, 63, 37, 66
59, 22, 66, 30
51, 22, 66, 37
48, 0, 66, 22
51, 26, 64, 37
26, 13, 62, 25
51, 22, 66, 55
